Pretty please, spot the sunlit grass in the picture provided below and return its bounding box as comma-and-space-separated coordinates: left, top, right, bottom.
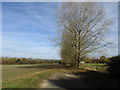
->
2, 70, 53, 88
2, 64, 47, 81
80, 63, 108, 73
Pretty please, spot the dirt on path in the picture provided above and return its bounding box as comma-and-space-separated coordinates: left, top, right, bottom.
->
39, 71, 90, 89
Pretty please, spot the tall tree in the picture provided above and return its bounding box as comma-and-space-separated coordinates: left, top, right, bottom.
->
56, 2, 112, 68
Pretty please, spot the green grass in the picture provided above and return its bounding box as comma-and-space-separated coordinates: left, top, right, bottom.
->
2, 64, 120, 88
82, 63, 107, 68
2, 64, 52, 81
80, 63, 108, 72
2, 64, 55, 88
2, 71, 53, 88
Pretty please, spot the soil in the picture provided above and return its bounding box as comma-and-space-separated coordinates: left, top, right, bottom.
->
39, 71, 90, 89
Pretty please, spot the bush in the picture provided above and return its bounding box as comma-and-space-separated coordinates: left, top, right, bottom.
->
107, 55, 120, 80
99, 56, 110, 63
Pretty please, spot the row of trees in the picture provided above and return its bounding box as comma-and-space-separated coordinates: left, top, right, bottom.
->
55, 2, 112, 68
1, 56, 111, 64
1, 57, 61, 65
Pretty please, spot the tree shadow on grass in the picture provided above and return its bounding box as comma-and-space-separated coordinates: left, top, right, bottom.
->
16, 64, 71, 69
49, 78, 90, 89
73, 70, 120, 88
48, 70, 120, 89
16, 65, 120, 88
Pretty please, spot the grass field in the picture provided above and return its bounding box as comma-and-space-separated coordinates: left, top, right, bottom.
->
3, 64, 47, 81
2, 64, 58, 88
2, 63, 120, 88
80, 63, 108, 72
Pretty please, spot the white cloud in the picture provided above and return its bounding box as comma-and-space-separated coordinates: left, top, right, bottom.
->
2, 30, 60, 59
2, 2, 118, 59
3, 36, 60, 59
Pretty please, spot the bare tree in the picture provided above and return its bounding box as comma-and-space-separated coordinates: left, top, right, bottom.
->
56, 2, 112, 68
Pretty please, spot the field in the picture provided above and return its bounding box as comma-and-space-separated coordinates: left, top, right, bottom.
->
80, 63, 108, 72
3, 64, 50, 81
2, 63, 120, 88
2, 64, 61, 88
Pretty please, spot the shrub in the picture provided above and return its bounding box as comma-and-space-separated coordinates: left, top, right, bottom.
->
107, 55, 120, 80
100, 56, 110, 63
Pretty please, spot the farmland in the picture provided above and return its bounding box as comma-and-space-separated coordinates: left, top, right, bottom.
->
3, 64, 51, 81
3, 63, 106, 82
2, 63, 120, 88
1, 1, 119, 89
2, 64, 69, 88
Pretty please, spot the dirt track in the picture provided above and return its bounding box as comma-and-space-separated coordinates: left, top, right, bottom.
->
39, 71, 90, 89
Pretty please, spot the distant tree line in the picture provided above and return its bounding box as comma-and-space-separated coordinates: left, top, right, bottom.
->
1, 56, 114, 65
1, 57, 62, 65
60, 56, 111, 65
82, 56, 110, 63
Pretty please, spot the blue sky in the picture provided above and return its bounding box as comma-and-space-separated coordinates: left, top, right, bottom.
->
2, 2, 118, 59
0, 2, 2, 58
